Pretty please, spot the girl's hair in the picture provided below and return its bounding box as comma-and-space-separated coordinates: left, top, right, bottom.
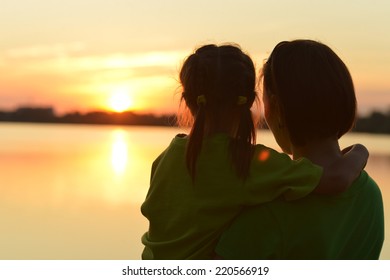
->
179, 44, 257, 180
262, 40, 356, 146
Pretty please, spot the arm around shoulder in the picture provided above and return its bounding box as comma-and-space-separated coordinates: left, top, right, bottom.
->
314, 144, 368, 194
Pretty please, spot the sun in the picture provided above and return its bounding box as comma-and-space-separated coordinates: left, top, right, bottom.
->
109, 88, 133, 112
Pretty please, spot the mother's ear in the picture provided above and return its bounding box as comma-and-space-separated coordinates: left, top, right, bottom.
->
267, 94, 284, 125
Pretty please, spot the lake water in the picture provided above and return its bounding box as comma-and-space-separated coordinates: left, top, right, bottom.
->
0, 123, 389, 260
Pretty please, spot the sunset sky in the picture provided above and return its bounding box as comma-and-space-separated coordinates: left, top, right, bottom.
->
1, 0, 389, 115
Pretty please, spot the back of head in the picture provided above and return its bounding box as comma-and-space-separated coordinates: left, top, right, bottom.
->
179, 44, 257, 179
262, 40, 356, 146
180, 44, 256, 122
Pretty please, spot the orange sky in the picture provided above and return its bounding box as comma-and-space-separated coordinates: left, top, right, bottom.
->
1, 0, 389, 115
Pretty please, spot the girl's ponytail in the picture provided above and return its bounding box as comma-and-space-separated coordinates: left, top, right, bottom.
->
179, 44, 257, 181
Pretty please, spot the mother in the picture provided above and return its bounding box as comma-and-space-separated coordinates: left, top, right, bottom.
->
215, 40, 385, 259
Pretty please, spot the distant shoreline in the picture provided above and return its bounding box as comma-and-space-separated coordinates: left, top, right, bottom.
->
0, 107, 177, 127
0, 106, 389, 135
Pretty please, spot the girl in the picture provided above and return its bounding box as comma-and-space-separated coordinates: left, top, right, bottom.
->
141, 44, 367, 259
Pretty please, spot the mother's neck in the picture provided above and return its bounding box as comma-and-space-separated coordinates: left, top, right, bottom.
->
291, 138, 342, 167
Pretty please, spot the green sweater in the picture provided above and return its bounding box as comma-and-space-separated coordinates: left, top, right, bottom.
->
141, 134, 322, 259
216, 171, 384, 259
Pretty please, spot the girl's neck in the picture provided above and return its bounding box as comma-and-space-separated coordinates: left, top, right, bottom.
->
291, 138, 342, 167
204, 115, 240, 138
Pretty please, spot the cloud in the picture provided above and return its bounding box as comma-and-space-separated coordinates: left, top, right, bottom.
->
4, 42, 86, 59
69, 51, 186, 71
2, 46, 187, 80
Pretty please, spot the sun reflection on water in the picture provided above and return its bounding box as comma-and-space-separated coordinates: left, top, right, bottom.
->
111, 129, 128, 175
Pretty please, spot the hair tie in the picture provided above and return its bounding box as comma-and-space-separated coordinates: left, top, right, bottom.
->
237, 96, 247, 105
197, 95, 207, 105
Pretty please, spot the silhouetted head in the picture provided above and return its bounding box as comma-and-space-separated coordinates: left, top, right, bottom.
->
179, 44, 257, 179
262, 40, 356, 150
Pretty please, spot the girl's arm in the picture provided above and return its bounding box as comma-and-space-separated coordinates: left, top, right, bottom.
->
314, 144, 368, 194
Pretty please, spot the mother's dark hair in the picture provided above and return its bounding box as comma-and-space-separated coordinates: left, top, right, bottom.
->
262, 40, 356, 146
